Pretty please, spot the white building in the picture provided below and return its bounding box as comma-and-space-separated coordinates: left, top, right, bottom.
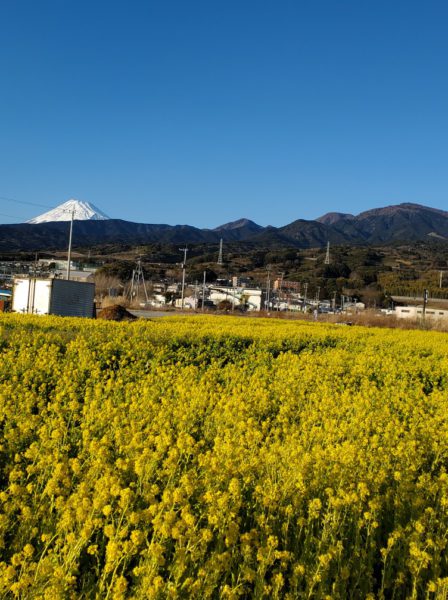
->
174, 296, 198, 309
12, 278, 95, 317
395, 306, 448, 320
209, 286, 262, 311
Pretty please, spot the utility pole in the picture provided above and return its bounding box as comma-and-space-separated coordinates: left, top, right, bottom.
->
179, 246, 188, 310
202, 270, 207, 312
423, 288, 429, 319
303, 282, 308, 311
129, 257, 149, 303
324, 241, 330, 265
266, 268, 271, 311
440, 271, 443, 289
277, 272, 284, 311
66, 207, 75, 280
217, 239, 223, 265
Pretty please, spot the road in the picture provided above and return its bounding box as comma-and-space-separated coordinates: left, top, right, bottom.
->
128, 310, 179, 319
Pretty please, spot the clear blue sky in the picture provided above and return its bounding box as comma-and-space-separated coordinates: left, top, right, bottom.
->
1, 0, 448, 227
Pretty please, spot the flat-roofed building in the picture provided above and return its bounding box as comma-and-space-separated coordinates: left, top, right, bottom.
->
395, 306, 448, 320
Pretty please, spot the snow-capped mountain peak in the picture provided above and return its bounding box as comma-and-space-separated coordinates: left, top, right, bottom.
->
27, 199, 110, 223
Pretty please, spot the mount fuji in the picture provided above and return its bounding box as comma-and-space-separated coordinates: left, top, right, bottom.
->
27, 199, 110, 223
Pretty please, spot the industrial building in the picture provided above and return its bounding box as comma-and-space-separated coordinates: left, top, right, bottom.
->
12, 278, 95, 318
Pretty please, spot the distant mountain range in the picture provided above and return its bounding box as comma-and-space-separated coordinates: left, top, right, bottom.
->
2, 201, 448, 252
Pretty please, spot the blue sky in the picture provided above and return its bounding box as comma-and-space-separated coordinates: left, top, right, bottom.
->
1, 1, 448, 227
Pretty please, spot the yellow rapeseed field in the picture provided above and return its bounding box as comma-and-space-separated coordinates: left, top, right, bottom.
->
1, 314, 448, 599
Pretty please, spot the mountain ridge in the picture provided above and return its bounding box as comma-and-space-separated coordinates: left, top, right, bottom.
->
2, 202, 448, 252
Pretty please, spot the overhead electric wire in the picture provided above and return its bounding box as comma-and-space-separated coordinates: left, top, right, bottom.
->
0, 194, 57, 223
0, 195, 54, 210
0, 212, 27, 222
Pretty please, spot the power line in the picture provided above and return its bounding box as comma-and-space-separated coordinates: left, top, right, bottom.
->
0, 195, 57, 224
0, 195, 54, 210
0, 212, 29, 222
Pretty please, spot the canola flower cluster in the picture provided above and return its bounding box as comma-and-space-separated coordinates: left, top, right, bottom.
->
1, 313, 448, 599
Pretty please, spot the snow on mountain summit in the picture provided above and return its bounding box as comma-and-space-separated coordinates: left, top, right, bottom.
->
27, 199, 110, 223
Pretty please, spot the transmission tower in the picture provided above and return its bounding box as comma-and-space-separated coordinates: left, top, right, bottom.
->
217, 238, 223, 265
324, 241, 330, 265
129, 257, 149, 302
